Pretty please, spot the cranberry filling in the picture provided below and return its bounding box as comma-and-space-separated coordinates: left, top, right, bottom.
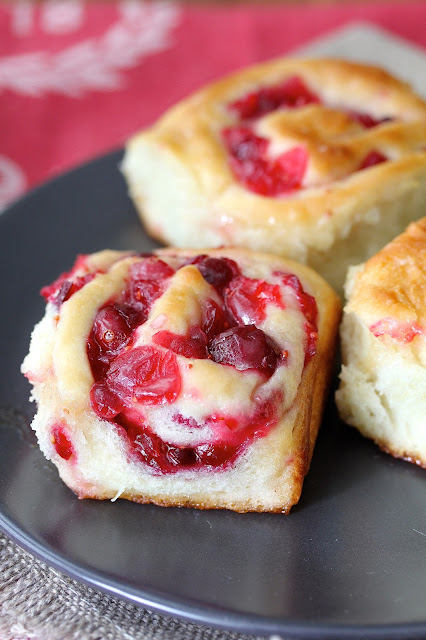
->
91, 305, 132, 353
202, 298, 231, 341
225, 275, 283, 325
369, 319, 424, 343
280, 274, 317, 326
278, 273, 318, 364
51, 424, 74, 460
82, 253, 318, 474
358, 150, 388, 170
229, 75, 320, 120
223, 126, 268, 162
117, 390, 282, 474
90, 381, 123, 419
121, 419, 240, 473
87, 303, 145, 379
105, 346, 181, 406
125, 421, 199, 471
209, 325, 282, 378
124, 258, 175, 316
223, 127, 308, 196
191, 255, 239, 292
153, 326, 209, 359
41, 256, 98, 307
223, 77, 394, 195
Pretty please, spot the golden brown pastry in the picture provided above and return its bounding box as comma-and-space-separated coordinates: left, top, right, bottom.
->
22, 247, 340, 513
122, 57, 426, 295
337, 218, 426, 467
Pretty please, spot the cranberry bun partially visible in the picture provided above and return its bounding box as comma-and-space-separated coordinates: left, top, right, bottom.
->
122, 58, 426, 295
22, 248, 340, 513
337, 218, 426, 468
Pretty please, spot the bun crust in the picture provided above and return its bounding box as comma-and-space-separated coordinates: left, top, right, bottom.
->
337, 218, 426, 467
122, 58, 426, 294
22, 248, 340, 513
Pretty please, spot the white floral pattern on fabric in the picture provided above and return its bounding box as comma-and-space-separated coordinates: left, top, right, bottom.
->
0, 1, 181, 97
13, 0, 85, 36
39, 0, 85, 35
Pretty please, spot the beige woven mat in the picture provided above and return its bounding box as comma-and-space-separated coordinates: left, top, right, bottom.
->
0, 532, 278, 640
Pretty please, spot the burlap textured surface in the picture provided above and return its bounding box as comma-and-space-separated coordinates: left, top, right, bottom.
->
0, 532, 278, 640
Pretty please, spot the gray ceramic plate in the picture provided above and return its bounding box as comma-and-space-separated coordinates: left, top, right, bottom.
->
1, 150, 426, 640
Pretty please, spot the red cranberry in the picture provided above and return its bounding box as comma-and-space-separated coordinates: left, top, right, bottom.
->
126, 423, 162, 471
225, 276, 283, 325
125, 258, 174, 314
90, 381, 123, 419
106, 346, 181, 405
111, 390, 283, 474
152, 326, 209, 359
229, 75, 320, 120
223, 127, 308, 196
228, 153, 269, 195
113, 303, 145, 330
202, 299, 231, 342
51, 424, 74, 460
194, 442, 239, 467
127, 280, 161, 312
279, 272, 318, 363
125, 422, 197, 473
193, 255, 240, 292
222, 127, 268, 161
130, 257, 175, 281
41, 275, 69, 302
41, 255, 96, 305
358, 150, 388, 170
280, 273, 317, 327
121, 418, 243, 473
87, 304, 136, 379
209, 325, 281, 377
164, 444, 197, 468
274, 146, 308, 191
91, 305, 132, 352
42, 273, 96, 306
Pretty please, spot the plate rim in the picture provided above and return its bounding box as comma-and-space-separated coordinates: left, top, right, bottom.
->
3, 507, 426, 640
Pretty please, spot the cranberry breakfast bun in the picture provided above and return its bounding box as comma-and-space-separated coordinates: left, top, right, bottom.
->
337, 218, 426, 467
122, 58, 426, 295
22, 248, 340, 513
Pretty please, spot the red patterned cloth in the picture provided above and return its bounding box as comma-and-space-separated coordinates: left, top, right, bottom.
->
0, 0, 425, 210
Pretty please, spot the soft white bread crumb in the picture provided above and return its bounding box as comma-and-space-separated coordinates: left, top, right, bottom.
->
336, 219, 426, 466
